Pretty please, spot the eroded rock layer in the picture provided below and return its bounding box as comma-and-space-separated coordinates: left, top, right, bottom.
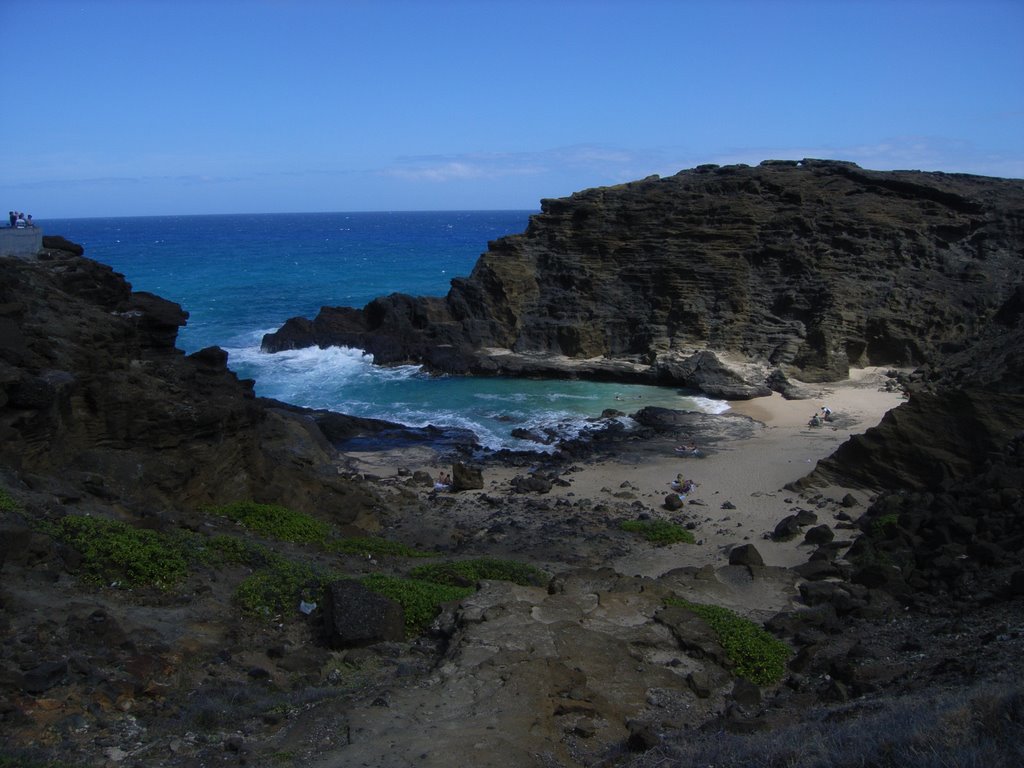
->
0, 246, 374, 521
263, 159, 1024, 396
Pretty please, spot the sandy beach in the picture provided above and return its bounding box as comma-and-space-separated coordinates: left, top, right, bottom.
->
347, 366, 908, 579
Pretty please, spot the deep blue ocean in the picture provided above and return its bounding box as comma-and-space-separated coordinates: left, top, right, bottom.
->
39, 211, 727, 450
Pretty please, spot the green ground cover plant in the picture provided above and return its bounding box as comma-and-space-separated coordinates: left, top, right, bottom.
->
52, 514, 189, 590
206, 501, 331, 545
359, 574, 474, 634
235, 556, 337, 618
410, 557, 548, 587
330, 536, 435, 558
621, 519, 695, 545
869, 511, 900, 539
666, 597, 790, 685
0, 487, 19, 513
198, 533, 271, 567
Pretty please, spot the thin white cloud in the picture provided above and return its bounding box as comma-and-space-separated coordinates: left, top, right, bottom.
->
382, 153, 548, 183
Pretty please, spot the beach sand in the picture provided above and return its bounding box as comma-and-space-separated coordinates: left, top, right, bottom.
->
346, 366, 907, 578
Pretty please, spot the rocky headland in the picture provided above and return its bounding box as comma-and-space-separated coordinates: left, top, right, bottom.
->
1, 161, 1023, 768
263, 159, 1024, 399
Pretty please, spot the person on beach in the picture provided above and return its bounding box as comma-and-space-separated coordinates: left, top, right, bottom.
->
809, 413, 821, 427
671, 475, 697, 497
8, 212, 14, 228
14, 213, 26, 228
820, 405, 833, 421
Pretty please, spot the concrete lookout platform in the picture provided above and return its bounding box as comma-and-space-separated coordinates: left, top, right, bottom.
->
0, 227, 43, 257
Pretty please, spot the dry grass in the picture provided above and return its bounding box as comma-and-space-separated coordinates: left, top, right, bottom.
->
623, 682, 1024, 768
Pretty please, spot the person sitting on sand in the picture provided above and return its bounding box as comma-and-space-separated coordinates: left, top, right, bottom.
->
434, 472, 452, 491
809, 413, 821, 427
674, 444, 698, 455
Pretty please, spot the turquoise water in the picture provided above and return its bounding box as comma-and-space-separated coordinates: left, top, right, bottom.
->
41, 212, 727, 450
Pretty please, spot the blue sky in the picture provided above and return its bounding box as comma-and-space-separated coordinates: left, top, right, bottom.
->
3, 0, 1022, 218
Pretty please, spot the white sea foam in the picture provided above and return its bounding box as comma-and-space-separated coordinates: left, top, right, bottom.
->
221, 343, 731, 450
50, 212, 736, 452
691, 396, 732, 415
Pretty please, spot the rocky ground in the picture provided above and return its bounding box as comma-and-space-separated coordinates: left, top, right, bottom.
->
2, 394, 1022, 767
3, 173, 1024, 767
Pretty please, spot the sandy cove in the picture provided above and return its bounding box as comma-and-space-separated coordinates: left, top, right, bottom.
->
346, 366, 907, 580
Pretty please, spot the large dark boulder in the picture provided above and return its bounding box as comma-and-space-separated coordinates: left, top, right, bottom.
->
321, 580, 405, 648
728, 543, 765, 567
41, 235, 84, 255
655, 351, 771, 399
452, 462, 484, 491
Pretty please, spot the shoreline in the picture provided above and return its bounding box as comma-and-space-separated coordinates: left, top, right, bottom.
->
344, 366, 908, 579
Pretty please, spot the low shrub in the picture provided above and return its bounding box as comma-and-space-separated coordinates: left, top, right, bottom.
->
869, 512, 900, 539
331, 536, 434, 558
624, 682, 1024, 768
621, 519, 695, 545
359, 574, 473, 634
235, 556, 336, 618
0, 487, 19, 513
666, 597, 789, 685
197, 534, 271, 567
410, 558, 548, 587
206, 501, 331, 545
53, 514, 189, 590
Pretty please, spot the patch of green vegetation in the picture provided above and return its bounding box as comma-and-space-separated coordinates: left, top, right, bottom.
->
196, 534, 270, 567
53, 514, 188, 590
620, 518, 695, 545
235, 556, 336, 618
666, 598, 790, 685
410, 558, 548, 587
360, 574, 473, 634
0, 487, 19, 513
330, 536, 435, 558
870, 512, 900, 539
206, 501, 331, 545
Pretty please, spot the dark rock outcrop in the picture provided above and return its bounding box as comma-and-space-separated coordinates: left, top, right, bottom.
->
805, 280, 1024, 492
263, 160, 1024, 397
0, 245, 376, 520
728, 543, 765, 567
322, 580, 405, 648
451, 462, 484, 491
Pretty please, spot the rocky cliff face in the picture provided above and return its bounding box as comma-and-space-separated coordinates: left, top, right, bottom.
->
0, 243, 374, 521
263, 159, 1024, 397
806, 277, 1024, 492
2, 223, 1022, 767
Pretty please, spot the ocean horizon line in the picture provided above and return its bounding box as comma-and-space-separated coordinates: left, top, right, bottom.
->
37, 208, 541, 224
